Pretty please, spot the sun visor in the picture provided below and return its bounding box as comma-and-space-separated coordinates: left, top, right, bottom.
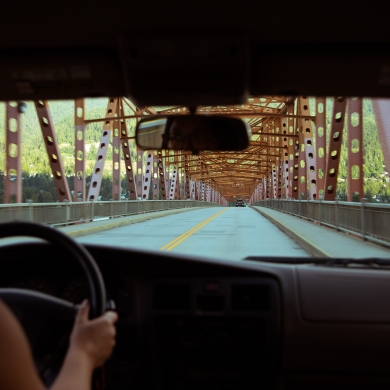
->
0, 49, 126, 101
119, 30, 250, 107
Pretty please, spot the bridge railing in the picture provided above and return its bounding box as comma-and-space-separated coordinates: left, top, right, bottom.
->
252, 199, 390, 248
0, 200, 220, 227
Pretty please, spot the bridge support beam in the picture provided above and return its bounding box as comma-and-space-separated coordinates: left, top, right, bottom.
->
112, 103, 122, 201
74, 99, 86, 201
35, 101, 71, 202
190, 179, 195, 200
136, 148, 143, 199
271, 165, 277, 198
121, 113, 137, 200
324, 97, 347, 200
282, 101, 299, 199
158, 151, 168, 200
347, 98, 364, 201
4, 102, 22, 203
315, 97, 327, 199
278, 117, 288, 199
142, 151, 153, 200
178, 168, 184, 200
297, 100, 307, 199
299, 97, 317, 200
169, 165, 178, 200
152, 152, 159, 200
88, 98, 117, 201
372, 99, 390, 183
185, 170, 191, 199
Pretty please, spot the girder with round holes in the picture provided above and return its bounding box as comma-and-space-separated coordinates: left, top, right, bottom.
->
2, 95, 375, 206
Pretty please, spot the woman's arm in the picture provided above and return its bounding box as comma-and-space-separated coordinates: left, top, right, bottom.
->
0, 299, 118, 390
0, 299, 46, 390
51, 300, 118, 390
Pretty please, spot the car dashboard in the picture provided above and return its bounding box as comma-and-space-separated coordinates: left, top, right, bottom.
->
2, 242, 390, 389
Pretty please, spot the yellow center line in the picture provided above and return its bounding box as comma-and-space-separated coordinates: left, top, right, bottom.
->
160, 209, 227, 251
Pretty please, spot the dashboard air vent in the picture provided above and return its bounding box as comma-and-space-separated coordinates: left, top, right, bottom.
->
231, 284, 269, 312
153, 283, 191, 310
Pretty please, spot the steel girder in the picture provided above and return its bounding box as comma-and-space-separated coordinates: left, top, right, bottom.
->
136, 148, 143, 199
298, 97, 317, 200
324, 97, 347, 200
110, 96, 295, 202
120, 123, 137, 200
87, 98, 117, 201
184, 154, 191, 199
158, 151, 168, 200
347, 98, 364, 201
35, 101, 71, 202
190, 179, 195, 200
373, 99, 390, 175
3, 95, 374, 206
4, 102, 22, 203
74, 99, 86, 201
142, 151, 154, 200
169, 164, 178, 200
112, 102, 122, 201
315, 97, 327, 199
152, 153, 159, 200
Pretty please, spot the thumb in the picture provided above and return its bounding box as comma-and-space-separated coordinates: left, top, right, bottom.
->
103, 310, 119, 324
76, 299, 90, 323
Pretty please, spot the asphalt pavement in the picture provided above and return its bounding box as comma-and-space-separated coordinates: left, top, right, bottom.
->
3, 205, 390, 260
76, 207, 310, 260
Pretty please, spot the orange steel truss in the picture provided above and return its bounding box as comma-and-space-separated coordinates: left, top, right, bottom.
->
127, 96, 317, 203
4, 96, 372, 205
4, 103, 22, 203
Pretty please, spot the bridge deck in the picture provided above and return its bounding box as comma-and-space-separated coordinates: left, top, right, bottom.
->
73, 207, 309, 260
0, 205, 372, 259
57, 207, 202, 238
45, 205, 390, 260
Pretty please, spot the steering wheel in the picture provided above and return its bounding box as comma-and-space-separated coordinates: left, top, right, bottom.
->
0, 221, 107, 384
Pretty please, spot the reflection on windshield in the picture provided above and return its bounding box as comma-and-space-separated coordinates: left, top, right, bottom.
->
163, 117, 219, 150
136, 114, 248, 151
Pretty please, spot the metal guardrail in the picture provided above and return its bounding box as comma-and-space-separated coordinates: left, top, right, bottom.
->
252, 199, 390, 248
0, 200, 220, 227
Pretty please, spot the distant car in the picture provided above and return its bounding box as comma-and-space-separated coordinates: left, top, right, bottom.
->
235, 199, 245, 207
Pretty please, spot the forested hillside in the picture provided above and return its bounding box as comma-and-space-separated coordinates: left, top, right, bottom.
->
0, 98, 388, 203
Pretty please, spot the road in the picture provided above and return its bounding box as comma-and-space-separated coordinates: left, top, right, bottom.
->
77, 207, 309, 260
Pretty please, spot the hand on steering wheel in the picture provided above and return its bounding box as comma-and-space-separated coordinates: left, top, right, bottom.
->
71, 299, 117, 369
0, 221, 112, 385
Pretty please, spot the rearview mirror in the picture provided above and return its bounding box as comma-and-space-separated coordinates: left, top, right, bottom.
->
136, 115, 250, 152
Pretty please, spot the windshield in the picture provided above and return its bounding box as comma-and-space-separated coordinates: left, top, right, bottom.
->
1, 97, 390, 261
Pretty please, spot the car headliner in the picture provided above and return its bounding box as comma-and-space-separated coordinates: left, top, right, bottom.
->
1, 0, 390, 104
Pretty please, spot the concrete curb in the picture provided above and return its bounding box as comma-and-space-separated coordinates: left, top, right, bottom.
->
59, 207, 206, 238
251, 206, 329, 258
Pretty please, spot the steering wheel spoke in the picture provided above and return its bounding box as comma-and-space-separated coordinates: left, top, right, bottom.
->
0, 288, 77, 318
